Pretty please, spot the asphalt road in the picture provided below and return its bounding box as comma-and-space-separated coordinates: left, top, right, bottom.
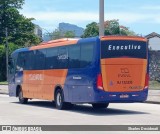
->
0, 94, 160, 134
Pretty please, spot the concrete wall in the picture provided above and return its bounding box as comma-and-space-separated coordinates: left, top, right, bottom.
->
149, 51, 160, 81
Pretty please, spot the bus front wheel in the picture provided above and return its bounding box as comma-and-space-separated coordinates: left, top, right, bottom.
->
55, 89, 73, 110
92, 103, 109, 109
18, 89, 28, 104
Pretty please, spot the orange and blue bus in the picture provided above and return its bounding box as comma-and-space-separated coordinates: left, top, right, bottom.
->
9, 36, 149, 110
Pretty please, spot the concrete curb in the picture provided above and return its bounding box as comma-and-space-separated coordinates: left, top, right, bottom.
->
0, 89, 8, 95
145, 101, 160, 105
0, 92, 8, 95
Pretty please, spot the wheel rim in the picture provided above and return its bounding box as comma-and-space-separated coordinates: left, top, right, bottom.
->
56, 92, 62, 106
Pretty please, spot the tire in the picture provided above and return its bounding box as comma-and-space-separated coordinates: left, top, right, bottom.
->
18, 88, 28, 104
55, 89, 73, 110
92, 103, 109, 109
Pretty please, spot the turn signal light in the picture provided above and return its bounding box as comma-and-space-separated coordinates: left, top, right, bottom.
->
97, 74, 104, 90
144, 73, 149, 88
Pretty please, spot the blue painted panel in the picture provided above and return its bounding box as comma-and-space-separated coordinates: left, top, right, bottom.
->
64, 37, 148, 103
93, 88, 148, 103
64, 37, 101, 102
9, 48, 29, 97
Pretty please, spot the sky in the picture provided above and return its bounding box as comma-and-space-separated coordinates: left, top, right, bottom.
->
20, 0, 160, 35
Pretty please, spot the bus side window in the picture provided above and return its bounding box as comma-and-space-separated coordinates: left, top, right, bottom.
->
35, 49, 46, 70
58, 47, 68, 69
46, 48, 58, 69
8, 58, 15, 74
24, 51, 35, 70
80, 43, 94, 68
68, 45, 80, 68
16, 52, 25, 71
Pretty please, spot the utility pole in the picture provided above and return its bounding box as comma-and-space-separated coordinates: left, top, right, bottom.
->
99, 0, 104, 36
5, 27, 8, 82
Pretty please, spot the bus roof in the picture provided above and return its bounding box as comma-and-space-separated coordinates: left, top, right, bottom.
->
30, 38, 79, 50
12, 36, 147, 54
12, 48, 29, 55
101, 36, 147, 42
30, 36, 146, 51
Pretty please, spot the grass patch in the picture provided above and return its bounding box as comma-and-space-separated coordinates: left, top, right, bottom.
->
149, 81, 160, 90
0, 81, 8, 85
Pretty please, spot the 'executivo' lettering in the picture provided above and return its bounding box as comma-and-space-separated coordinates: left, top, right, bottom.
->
108, 44, 141, 51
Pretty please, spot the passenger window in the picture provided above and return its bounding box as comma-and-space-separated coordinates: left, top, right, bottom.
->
16, 52, 25, 71
46, 48, 58, 69
35, 49, 46, 70
9, 58, 15, 74
58, 47, 68, 69
25, 51, 35, 70
80, 43, 94, 68
68, 45, 80, 68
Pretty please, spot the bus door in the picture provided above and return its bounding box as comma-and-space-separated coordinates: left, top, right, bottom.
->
100, 38, 148, 92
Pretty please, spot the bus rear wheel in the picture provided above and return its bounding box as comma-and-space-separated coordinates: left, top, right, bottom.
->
55, 89, 73, 110
92, 103, 109, 109
18, 89, 28, 104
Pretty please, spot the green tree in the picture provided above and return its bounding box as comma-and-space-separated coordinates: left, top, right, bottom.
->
52, 29, 62, 40
0, 0, 41, 47
104, 20, 120, 35
0, 43, 19, 81
52, 29, 75, 39
0, 0, 41, 81
120, 26, 136, 36
0, 45, 6, 81
64, 31, 75, 38
0, 0, 24, 9
82, 20, 136, 38
81, 22, 99, 38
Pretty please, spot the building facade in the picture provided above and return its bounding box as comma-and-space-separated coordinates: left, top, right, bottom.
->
34, 24, 42, 40
145, 32, 160, 50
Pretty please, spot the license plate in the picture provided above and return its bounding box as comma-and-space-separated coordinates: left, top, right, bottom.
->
120, 94, 129, 98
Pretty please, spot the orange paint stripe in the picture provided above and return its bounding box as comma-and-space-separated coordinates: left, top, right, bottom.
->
101, 58, 147, 65
141, 60, 147, 87
22, 69, 68, 100
101, 36, 147, 42
101, 58, 147, 92
101, 65, 108, 91
30, 38, 79, 50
